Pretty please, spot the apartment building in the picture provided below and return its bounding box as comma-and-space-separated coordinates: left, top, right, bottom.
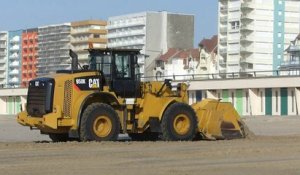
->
154, 48, 199, 80
198, 35, 219, 77
21, 28, 38, 87
37, 23, 71, 76
8, 30, 22, 86
280, 33, 300, 74
218, 0, 300, 77
71, 20, 107, 64
0, 31, 8, 86
107, 11, 194, 78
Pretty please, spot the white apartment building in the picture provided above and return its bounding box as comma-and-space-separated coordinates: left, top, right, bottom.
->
8, 30, 22, 86
198, 35, 219, 77
107, 11, 194, 78
218, 0, 300, 77
71, 20, 107, 64
154, 48, 199, 80
37, 23, 71, 76
280, 33, 300, 74
0, 31, 8, 86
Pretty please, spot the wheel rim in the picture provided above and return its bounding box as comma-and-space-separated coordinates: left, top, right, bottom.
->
173, 114, 190, 135
93, 116, 112, 138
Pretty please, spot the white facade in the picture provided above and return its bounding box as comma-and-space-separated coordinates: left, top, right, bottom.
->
218, 0, 300, 78
37, 23, 71, 76
107, 11, 194, 78
108, 12, 148, 77
71, 20, 107, 64
198, 48, 219, 77
0, 31, 8, 85
8, 30, 22, 86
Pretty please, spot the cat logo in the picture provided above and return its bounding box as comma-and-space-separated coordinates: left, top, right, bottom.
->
88, 78, 100, 88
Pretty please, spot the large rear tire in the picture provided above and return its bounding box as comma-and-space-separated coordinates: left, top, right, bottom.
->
80, 103, 120, 141
161, 103, 197, 141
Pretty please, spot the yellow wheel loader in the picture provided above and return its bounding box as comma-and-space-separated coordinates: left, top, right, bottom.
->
17, 48, 246, 141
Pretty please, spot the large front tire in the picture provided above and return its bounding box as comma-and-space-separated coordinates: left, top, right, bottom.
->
161, 103, 197, 141
80, 103, 120, 141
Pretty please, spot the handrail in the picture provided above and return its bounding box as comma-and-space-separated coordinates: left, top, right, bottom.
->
1, 69, 300, 89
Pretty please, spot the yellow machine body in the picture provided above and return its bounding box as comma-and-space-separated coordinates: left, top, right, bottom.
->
17, 49, 245, 141
17, 72, 244, 140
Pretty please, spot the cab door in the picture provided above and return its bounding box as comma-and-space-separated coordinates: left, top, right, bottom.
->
112, 53, 140, 98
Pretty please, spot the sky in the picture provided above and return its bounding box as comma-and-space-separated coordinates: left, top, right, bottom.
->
0, 0, 218, 47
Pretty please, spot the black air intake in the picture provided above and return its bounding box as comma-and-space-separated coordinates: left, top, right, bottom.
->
26, 78, 55, 117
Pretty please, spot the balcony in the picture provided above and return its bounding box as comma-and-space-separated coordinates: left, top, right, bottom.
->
228, 6, 240, 12
0, 53, 6, 57
220, 6, 228, 13
8, 78, 19, 83
220, 16, 228, 23
10, 37, 20, 43
288, 45, 300, 52
0, 44, 6, 48
241, 2, 255, 10
219, 48, 227, 55
9, 54, 19, 59
219, 37, 227, 44
108, 29, 145, 39
10, 62, 20, 67
10, 45, 20, 51
241, 13, 255, 21
240, 46, 254, 53
240, 35, 254, 42
219, 69, 226, 74
9, 70, 19, 75
0, 36, 7, 41
227, 49, 240, 55
240, 24, 254, 31
220, 27, 227, 33
107, 19, 146, 30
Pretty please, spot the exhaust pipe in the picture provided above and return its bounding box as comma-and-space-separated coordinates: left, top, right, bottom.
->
69, 49, 78, 71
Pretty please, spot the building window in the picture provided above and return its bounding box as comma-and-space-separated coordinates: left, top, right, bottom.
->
279, 0, 282, 5
277, 54, 281, 59
278, 32, 282, 38
277, 44, 282, 48
278, 22, 282, 26
278, 11, 282, 16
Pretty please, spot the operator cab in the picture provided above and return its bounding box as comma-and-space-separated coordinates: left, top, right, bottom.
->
88, 48, 142, 98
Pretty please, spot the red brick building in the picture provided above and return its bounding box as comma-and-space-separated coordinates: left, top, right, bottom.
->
22, 29, 38, 87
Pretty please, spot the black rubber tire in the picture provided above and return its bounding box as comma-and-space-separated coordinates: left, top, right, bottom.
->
161, 103, 197, 141
80, 103, 120, 141
128, 132, 160, 141
49, 133, 69, 142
